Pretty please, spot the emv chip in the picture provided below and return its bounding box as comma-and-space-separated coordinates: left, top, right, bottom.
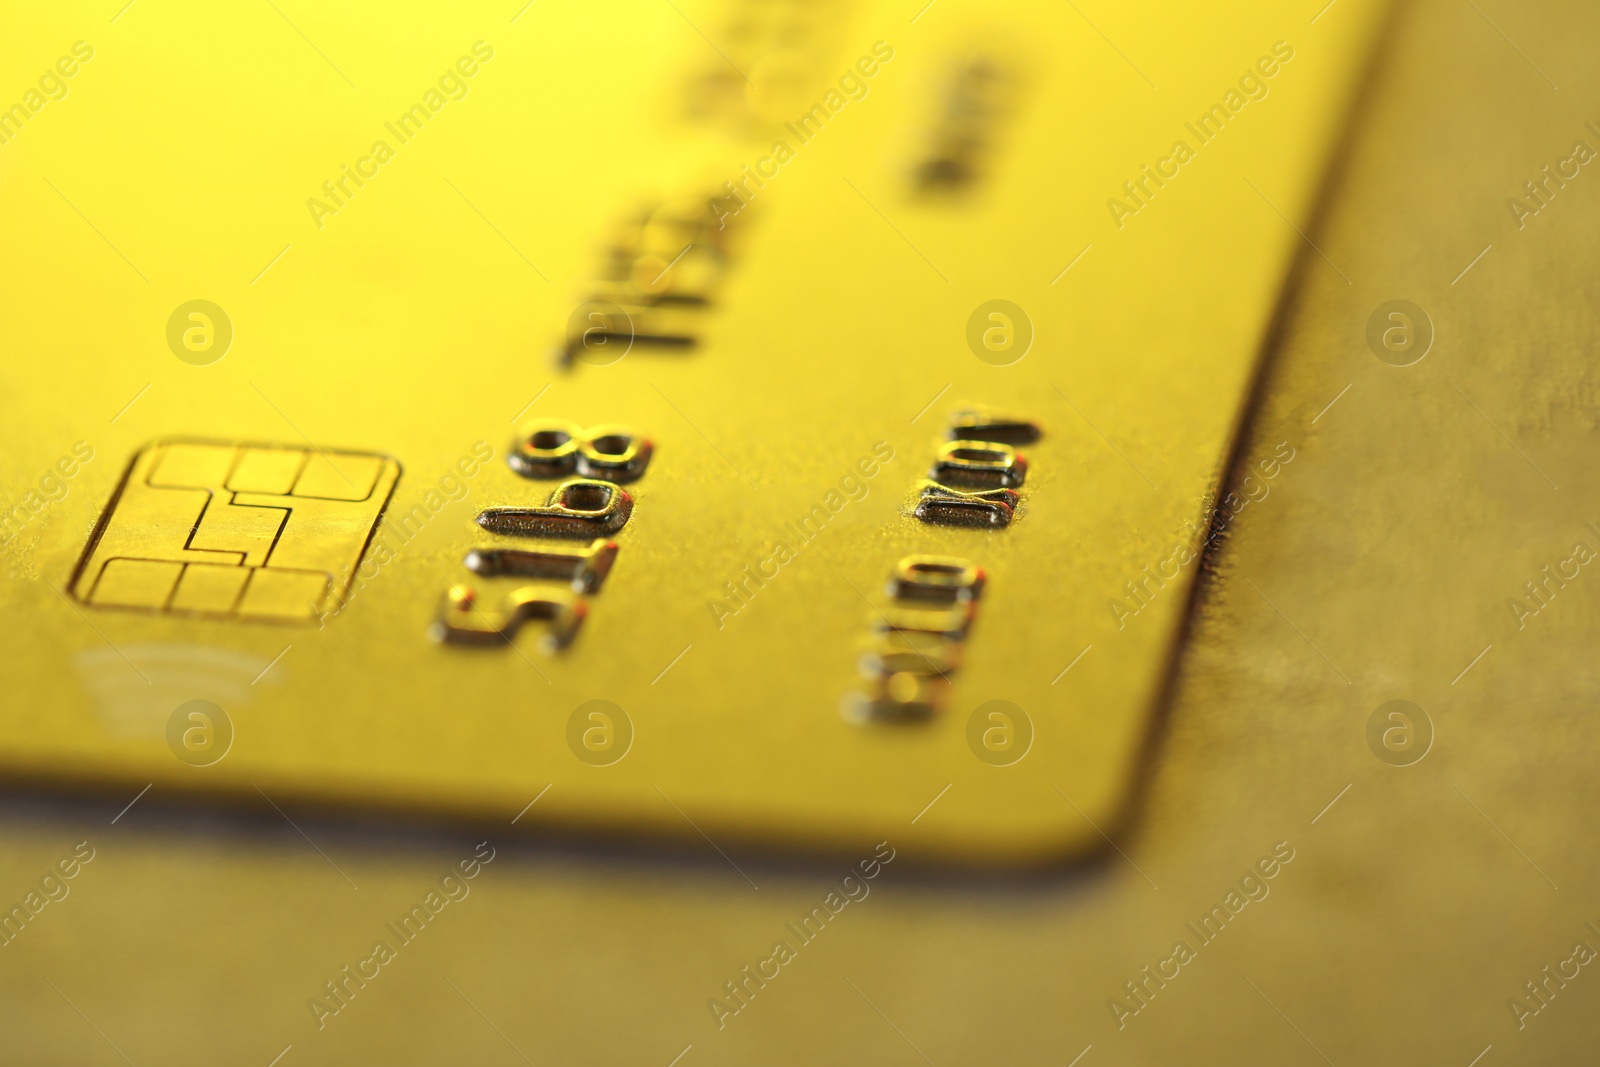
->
70, 441, 399, 623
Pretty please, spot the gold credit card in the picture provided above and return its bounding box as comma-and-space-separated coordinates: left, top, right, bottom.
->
0, 0, 1382, 865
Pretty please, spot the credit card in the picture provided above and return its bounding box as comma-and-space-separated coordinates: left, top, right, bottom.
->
0, 0, 1382, 865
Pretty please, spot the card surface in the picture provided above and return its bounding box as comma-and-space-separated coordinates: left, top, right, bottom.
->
0, 0, 1382, 864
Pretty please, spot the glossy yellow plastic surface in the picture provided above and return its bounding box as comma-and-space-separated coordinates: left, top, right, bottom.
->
1, 0, 1381, 865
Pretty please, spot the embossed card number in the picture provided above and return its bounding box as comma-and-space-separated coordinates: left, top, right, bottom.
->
431, 423, 651, 649
846, 409, 1042, 724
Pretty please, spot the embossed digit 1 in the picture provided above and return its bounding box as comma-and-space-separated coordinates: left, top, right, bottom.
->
464, 538, 618, 592
946, 408, 1042, 446
913, 481, 1019, 528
